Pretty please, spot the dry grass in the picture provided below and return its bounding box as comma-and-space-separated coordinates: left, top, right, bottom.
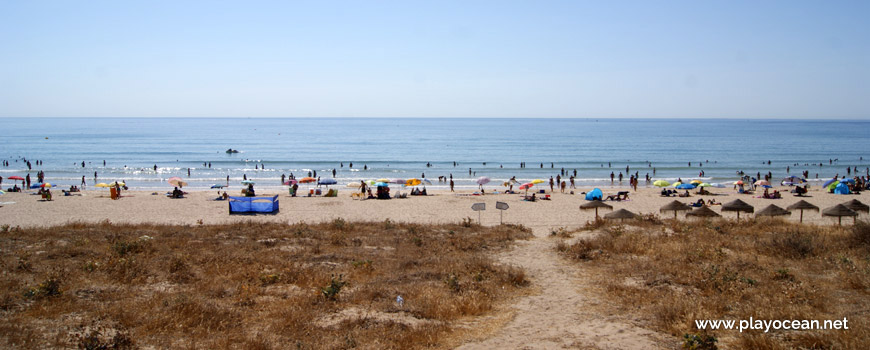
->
0, 220, 531, 349
557, 218, 870, 349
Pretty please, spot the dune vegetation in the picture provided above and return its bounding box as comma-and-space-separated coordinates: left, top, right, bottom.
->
0, 220, 531, 349
557, 217, 870, 349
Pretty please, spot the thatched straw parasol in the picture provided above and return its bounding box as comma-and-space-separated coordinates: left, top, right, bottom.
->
722, 199, 754, 220
660, 200, 691, 219
580, 201, 613, 220
604, 208, 637, 221
822, 204, 858, 226
842, 199, 870, 214
686, 206, 721, 218
787, 200, 819, 223
756, 204, 791, 217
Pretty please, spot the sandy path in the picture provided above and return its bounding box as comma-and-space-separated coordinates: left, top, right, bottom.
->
457, 227, 664, 350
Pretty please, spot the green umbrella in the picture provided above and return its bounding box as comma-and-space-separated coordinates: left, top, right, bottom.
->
653, 180, 670, 187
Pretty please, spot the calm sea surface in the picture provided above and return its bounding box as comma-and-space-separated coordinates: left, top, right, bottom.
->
1, 118, 868, 190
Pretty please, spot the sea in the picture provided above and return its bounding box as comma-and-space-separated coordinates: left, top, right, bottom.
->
1, 118, 868, 191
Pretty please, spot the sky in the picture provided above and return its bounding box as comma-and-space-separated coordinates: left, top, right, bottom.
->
1, 1, 868, 118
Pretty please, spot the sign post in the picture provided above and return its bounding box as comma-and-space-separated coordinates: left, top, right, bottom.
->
471, 203, 485, 224
495, 201, 509, 224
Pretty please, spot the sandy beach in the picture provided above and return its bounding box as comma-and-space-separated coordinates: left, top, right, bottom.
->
2, 186, 866, 229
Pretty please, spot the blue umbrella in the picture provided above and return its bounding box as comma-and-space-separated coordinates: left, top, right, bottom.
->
318, 178, 338, 186
839, 178, 856, 184
211, 184, 226, 189
375, 182, 389, 187
676, 183, 696, 189
823, 178, 838, 188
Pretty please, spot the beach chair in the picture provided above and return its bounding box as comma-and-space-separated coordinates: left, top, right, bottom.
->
325, 189, 337, 197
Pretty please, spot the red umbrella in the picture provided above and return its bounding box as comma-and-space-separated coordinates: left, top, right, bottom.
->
8, 176, 24, 181
519, 182, 534, 195
299, 177, 317, 183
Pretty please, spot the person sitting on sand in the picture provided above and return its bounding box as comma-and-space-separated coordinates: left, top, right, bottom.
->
678, 190, 691, 197
773, 190, 781, 199
693, 198, 704, 207
421, 188, 427, 195
172, 187, 184, 198
246, 184, 255, 197
707, 199, 720, 205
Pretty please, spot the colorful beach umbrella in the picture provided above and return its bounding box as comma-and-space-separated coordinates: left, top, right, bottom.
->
375, 178, 390, 183
375, 182, 389, 187
531, 179, 545, 184
822, 179, 838, 188
476, 176, 491, 189
733, 180, 744, 185
754, 180, 771, 187
299, 177, 317, 184
284, 179, 298, 186
40, 183, 53, 188
95, 183, 111, 188
690, 180, 703, 185
405, 178, 422, 186
653, 180, 670, 187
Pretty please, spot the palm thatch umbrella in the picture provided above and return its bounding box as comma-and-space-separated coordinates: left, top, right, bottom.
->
659, 200, 691, 219
822, 204, 858, 226
604, 208, 637, 221
722, 199, 754, 220
580, 201, 613, 221
686, 206, 721, 218
842, 199, 869, 214
756, 204, 791, 218
787, 200, 819, 223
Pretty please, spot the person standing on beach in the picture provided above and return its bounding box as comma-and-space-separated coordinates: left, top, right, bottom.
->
549, 177, 554, 192
94, 171, 98, 181
450, 179, 455, 192
570, 176, 575, 189
187, 168, 191, 177
281, 174, 286, 184
560, 181, 566, 193
154, 164, 157, 172
332, 169, 336, 177
618, 172, 623, 182
26, 174, 31, 189
81, 176, 86, 187
610, 172, 614, 183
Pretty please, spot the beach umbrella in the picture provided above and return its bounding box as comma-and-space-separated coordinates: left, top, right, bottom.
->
722, 199, 754, 220
822, 204, 858, 226
686, 206, 721, 218
733, 180, 744, 186
391, 178, 405, 185
826, 181, 841, 191
698, 183, 712, 187
690, 180, 703, 185
346, 182, 362, 188
531, 179, 545, 184
676, 183, 696, 190
842, 199, 870, 214
781, 176, 806, 186
580, 200, 613, 220
476, 176, 491, 190
107, 181, 125, 187
519, 182, 534, 195
660, 200, 691, 219
653, 180, 670, 187
284, 179, 298, 186
822, 178, 838, 188
8, 176, 24, 181
405, 178, 422, 186
839, 178, 856, 185
756, 204, 791, 217
709, 183, 726, 188
375, 178, 390, 183
671, 181, 682, 187
605, 208, 637, 221
95, 183, 111, 188
299, 177, 317, 184
423, 179, 432, 185
318, 178, 338, 187
375, 182, 389, 187
241, 180, 255, 185
211, 184, 226, 189
168, 177, 187, 188
754, 180, 771, 187
787, 200, 820, 223
40, 183, 53, 188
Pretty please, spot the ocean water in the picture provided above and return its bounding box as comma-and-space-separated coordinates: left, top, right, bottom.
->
1, 118, 868, 191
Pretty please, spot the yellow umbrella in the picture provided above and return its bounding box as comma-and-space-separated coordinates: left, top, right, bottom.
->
531, 179, 545, 184
405, 178, 422, 186
672, 181, 682, 187
95, 183, 111, 188
376, 178, 390, 183
690, 180, 702, 185
107, 181, 126, 187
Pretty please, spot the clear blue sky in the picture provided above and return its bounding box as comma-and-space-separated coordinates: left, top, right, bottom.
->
1, 1, 868, 118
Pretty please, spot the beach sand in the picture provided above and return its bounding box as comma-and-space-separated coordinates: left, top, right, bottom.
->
2, 186, 866, 229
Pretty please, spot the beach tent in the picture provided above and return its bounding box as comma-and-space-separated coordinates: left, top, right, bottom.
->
585, 188, 603, 201
229, 195, 279, 214
834, 183, 851, 195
